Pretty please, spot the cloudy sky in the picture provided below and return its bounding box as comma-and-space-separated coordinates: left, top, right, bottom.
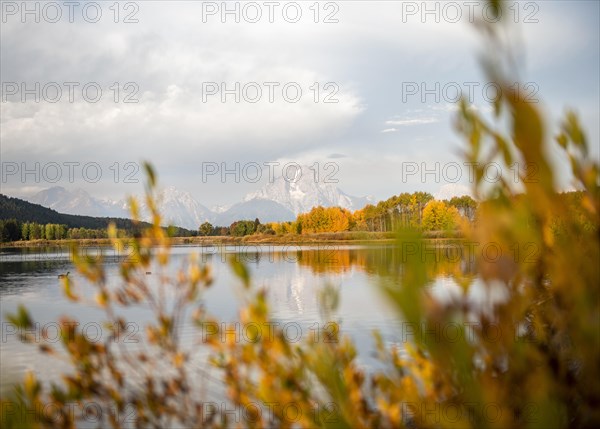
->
1, 1, 599, 207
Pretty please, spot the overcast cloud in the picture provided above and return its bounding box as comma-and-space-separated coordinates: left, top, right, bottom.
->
1, 1, 598, 206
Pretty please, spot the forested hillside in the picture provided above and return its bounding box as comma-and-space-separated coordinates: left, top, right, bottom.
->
0, 194, 195, 241
0, 194, 145, 229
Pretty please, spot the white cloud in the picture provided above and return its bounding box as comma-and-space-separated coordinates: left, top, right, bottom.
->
431, 104, 459, 112
385, 118, 438, 126
434, 184, 473, 201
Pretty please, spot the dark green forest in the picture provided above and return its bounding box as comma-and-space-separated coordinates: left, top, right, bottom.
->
0, 194, 195, 242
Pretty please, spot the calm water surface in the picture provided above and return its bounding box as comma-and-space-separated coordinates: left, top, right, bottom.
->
0, 244, 477, 393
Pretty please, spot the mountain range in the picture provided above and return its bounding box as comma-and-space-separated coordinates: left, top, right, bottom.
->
22, 166, 372, 229
0, 193, 153, 232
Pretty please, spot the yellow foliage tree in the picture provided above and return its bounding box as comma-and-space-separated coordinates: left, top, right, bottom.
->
298, 206, 352, 233
421, 200, 460, 231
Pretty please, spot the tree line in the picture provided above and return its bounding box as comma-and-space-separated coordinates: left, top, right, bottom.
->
197, 193, 478, 237
0, 194, 196, 243
199, 218, 276, 237
3, 191, 584, 242
198, 191, 588, 237
0, 219, 119, 243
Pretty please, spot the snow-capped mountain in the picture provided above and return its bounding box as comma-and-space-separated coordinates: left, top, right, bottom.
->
25, 186, 213, 229
434, 184, 473, 201
26, 186, 127, 218
215, 199, 295, 225
21, 167, 370, 229
242, 165, 370, 216
211, 204, 230, 214
142, 186, 213, 229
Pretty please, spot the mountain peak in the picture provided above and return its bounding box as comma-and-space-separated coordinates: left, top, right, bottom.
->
243, 164, 369, 215
27, 186, 113, 218
23, 173, 370, 229
45, 185, 68, 192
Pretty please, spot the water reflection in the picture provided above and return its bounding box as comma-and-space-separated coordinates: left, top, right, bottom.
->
1, 242, 482, 390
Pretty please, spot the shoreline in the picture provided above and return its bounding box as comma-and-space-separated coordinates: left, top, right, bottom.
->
1, 231, 463, 248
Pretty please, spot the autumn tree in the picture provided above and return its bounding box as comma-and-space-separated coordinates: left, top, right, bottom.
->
421, 200, 460, 231
230, 220, 257, 237
45, 224, 54, 241
297, 206, 352, 233
448, 195, 477, 221
21, 222, 29, 240
199, 222, 213, 236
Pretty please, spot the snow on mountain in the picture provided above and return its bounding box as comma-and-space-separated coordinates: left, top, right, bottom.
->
27, 186, 127, 217
211, 204, 231, 214
215, 200, 295, 225
99, 197, 131, 217
142, 186, 213, 229
22, 168, 370, 229
242, 165, 370, 216
25, 186, 212, 229
434, 184, 473, 201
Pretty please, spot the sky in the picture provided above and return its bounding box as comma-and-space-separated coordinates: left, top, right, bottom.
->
1, 0, 599, 208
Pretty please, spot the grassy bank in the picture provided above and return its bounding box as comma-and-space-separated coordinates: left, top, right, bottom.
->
1, 230, 463, 248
